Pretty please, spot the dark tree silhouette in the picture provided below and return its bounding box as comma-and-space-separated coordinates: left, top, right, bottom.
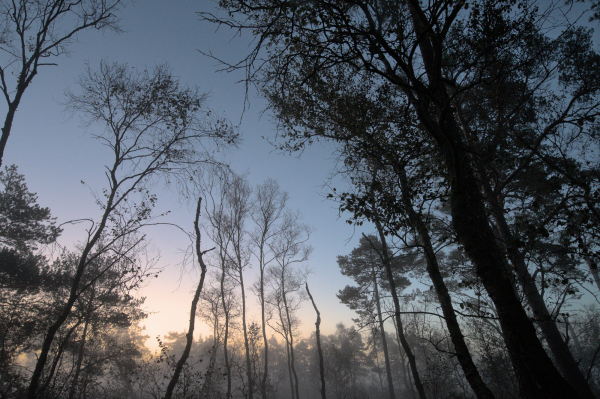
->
0, 0, 124, 167
27, 61, 237, 399
165, 198, 211, 399
201, 0, 600, 396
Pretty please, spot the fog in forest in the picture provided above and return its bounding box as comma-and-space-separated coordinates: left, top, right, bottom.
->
2, 0, 600, 398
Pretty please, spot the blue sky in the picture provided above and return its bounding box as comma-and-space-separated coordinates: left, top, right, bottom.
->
2, 0, 384, 347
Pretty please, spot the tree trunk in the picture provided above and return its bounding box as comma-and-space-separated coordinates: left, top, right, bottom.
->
584, 257, 600, 293
441, 135, 579, 398
0, 75, 29, 169
283, 321, 295, 399
27, 158, 122, 399
38, 321, 81, 396
0, 102, 18, 169
371, 264, 396, 399
240, 266, 254, 399
568, 321, 584, 357
260, 262, 269, 399
391, 318, 415, 399
403, 2, 580, 395
165, 198, 209, 399
371, 221, 427, 399
394, 327, 414, 399
306, 283, 326, 399
68, 288, 96, 399
489, 209, 595, 399
80, 364, 92, 399
393, 167, 495, 399
200, 318, 220, 396
28, 243, 103, 398
282, 290, 300, 399
221, 266, 232, 399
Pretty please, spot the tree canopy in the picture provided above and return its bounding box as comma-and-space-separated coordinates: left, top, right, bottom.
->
202, 0, 600, 397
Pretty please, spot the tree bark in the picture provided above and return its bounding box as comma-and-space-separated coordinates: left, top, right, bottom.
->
0, 100, 21, 169
1, 62, 35, 169
259, 255, 269, 398
394, 326, 415, 399
584, 257, 600, 293
284, 326, 295, 399
27, 179, 119, 399
38, 320, 81, 396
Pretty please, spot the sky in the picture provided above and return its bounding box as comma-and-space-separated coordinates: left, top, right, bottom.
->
1, 0, 383, 349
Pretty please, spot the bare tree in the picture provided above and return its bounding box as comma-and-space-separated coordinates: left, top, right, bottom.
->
224, 175, 254, 399
198, 277, 227, 398
0, 0, 124, 167
26, 61, 237, 398
306, 282, 326, 399
202, 169, 239, 399
202, 170, 255, 398
164, 198, 211, 399
265, 213, 311, 399
250, 178, 289, 399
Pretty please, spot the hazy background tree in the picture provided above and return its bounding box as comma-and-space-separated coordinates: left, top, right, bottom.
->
3, 0, 600, 398
250, 178, 289, 399
201, 0, 600, 395
27, 60, 238, 398
264, 212, 311, 399
337, 234, 410, 399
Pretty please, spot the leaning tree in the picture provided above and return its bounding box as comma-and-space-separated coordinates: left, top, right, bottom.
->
202, 0, 600, 396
